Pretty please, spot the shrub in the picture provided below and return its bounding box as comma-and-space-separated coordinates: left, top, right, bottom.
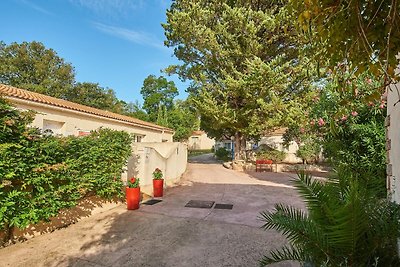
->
296, 139, 321, 164
215, 147, 231, 161
256, 147, 286, 163
0, 98, 132, 244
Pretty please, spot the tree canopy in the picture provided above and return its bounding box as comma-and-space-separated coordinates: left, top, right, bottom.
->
163, 0, 312, 159
65, 82, 126, 114
291, 0, 400, 83
0, 41, 75, 98
140, 75, 179, 122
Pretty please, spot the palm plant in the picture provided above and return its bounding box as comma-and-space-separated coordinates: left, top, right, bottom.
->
259, 171, 400, 266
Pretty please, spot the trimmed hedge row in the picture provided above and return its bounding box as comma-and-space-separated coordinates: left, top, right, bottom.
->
0, 98, 132, 244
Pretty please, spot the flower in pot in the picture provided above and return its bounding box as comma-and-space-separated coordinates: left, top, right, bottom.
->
126, 177, 140, 210
152, 168, 164, 197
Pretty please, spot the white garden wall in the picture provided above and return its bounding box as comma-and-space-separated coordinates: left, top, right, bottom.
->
125, 142, 188, 195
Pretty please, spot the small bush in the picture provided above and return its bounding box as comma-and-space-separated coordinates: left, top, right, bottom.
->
215, 147, 231, 161
256, 147, 286, 163
296, 140, 321, 164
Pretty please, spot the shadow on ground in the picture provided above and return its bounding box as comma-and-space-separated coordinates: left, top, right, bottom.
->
56, 178, 302, 266
188, 153, 221, 164
0, 165, 302, 267
246, 171, 297, 187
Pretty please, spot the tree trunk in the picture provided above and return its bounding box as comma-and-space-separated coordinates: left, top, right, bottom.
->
233, 132, 246, 161
1, 223, 13, 246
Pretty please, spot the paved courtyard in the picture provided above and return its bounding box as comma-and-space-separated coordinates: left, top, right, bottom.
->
0, 154, 304, 267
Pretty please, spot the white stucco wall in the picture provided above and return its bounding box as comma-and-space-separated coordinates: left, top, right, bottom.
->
259, 135, 302, 163
10, 98, 173, 142
127, 142, 188, 195
188, 133, 215, 150
387, 82, 400, 203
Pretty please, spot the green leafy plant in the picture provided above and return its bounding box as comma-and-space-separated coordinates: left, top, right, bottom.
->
256, 146, 286, 163
296, 139, 321, 164
152, 168, 163, 180
0, 98, 132, 245
259, 172, 400, 266
127, 177, 140, 188
215, 147, 231, 161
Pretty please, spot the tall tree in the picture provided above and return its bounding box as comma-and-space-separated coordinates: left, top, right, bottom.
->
66, 82, 126, 114
122, 100, 149, 122
0, 41, 75, 98
140, 75, 178, 122
167, 99, 199, 141
163, 0, 309, 159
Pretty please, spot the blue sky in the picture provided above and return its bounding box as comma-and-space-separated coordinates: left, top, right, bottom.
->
1, 0, 188, 104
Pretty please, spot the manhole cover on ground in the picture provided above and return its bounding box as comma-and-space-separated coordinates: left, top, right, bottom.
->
214, 203, 233, 210
142, 199, 163, 205
185, 200, 215, 209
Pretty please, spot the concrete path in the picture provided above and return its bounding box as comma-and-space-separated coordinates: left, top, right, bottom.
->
0, 154, 304, 267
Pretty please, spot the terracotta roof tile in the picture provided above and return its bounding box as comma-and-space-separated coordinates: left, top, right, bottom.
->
192, 130, 205, 136
0, 84, 173, 133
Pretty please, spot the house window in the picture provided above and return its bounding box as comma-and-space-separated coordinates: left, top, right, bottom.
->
135, 135, 145, 143
224, 142, 232, 151
43, 119, 65, 135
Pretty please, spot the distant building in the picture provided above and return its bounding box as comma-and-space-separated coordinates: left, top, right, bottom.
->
188, 130, 215, 150
259, 128, 301, 163
0, 84, 173, 142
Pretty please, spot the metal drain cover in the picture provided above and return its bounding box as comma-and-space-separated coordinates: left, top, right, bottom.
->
214, 204, 233, 210
142, 199, 163, 205
185, 200, 215, 209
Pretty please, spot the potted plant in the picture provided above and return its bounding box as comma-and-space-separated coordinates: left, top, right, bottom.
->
152, 168, 164, 197
126, 177, 140, 210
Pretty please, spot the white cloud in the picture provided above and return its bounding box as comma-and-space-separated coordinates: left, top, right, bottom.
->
17, 0, 53, 15
93, 22, 168, 51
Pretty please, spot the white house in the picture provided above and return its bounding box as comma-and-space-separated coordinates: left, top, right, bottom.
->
0, 84, 187, 195
188, 130, 215, 150
259, 128, 302, 163
0, 84, 173, 142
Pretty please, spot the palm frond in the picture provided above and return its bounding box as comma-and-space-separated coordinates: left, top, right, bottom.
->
260, 245, 304, 266
259, 204, 329, 259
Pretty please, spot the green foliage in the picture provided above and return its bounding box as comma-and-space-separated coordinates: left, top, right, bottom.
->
0, 41, 151, 123
127, 177, 139, 188
140, 75, 178, 122
259, 172, 400, 266
296, 139, 320, 164
166, 99, 199, 142
256, 147, 286, 163
311, 74, 386, 189
0, 41, 75, 98
152, 168, 163, 180
65, 82, 127, 114
164, 0, 313, 159
284, 72, 386, 190
0, 98, 132, 240
290, 0, 400, 82
215, 147, 231, 161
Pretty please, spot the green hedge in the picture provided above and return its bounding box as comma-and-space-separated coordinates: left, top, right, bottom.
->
0, 98, 132, 243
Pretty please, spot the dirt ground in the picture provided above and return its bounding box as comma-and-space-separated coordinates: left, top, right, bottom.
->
0, 154, 303, 267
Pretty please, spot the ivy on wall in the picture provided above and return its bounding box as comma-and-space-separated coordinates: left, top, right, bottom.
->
0, 97, 132, 244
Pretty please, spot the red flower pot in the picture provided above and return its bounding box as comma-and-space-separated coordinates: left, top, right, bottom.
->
126, 187, 140, 210
153, 179, 164, 197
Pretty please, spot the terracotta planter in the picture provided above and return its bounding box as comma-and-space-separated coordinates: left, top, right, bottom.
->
153, 179, 164, 197
126, 187, 140, 210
